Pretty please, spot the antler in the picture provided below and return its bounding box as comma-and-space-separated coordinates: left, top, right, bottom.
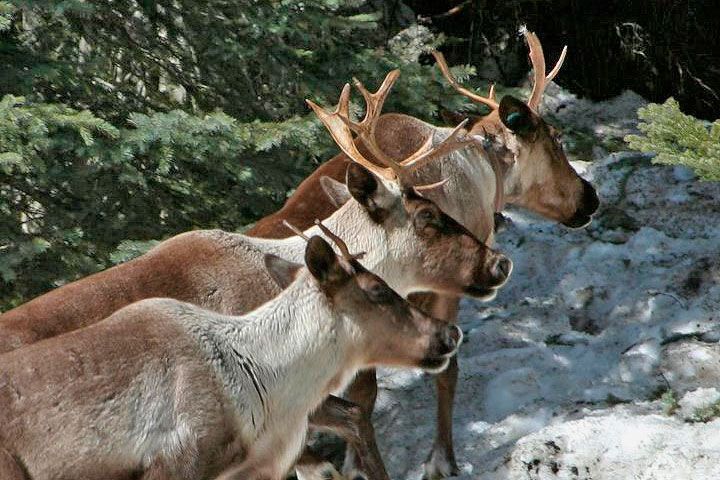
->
432, 51, 499, 111
284, 219, 365, 261
523, 27, 567, 111
314, 219, 365, 261
433, 30, 567, 113
306, 70, 472, 183
283, 220, 310, 241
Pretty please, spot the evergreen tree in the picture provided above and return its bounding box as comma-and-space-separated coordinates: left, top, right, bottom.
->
626, 98, 720, 181
0, 1, 481, 307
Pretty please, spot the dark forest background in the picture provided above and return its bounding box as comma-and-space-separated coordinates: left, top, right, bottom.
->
1, 0, 717, 307
408, 0, 719, 120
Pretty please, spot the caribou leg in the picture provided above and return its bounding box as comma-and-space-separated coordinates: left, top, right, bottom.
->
300, 393, 389, 480
341, 370, 388, 480
339, 292, 463, 480
426, 355, 459, 479
409, 292, 461, 480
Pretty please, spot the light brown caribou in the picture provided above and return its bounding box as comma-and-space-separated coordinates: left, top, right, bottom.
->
246, 29, 599, 479
0, 232, 464, 480
0, 81, 511, 480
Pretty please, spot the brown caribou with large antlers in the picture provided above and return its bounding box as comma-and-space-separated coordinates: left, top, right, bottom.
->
246, 28, 599, 480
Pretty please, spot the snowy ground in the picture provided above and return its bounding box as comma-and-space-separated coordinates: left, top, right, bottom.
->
369, 89, 720, 480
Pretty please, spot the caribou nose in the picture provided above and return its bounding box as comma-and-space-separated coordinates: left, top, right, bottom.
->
563, 179, 599, 228
581, 178, 600, 215
437, 324, 463, 356
490, 254, 513, 286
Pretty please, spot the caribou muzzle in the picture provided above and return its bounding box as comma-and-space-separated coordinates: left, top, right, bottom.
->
563, 178, 599, 229
464, 251, 513, 300
420, 324, 463, 373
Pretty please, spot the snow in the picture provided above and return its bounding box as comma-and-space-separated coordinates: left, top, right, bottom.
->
367, 88, 720, 480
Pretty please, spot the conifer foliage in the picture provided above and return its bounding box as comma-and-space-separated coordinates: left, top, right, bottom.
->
0, 1, 476, 307
625, 98, 720, 181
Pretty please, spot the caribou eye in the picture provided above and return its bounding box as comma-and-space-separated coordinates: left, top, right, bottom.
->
506, 111, 522, 125
367, 282, 392, 303
416, 207, 438, 224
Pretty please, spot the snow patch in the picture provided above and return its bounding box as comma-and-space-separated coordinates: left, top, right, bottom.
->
362, 87, 720, 479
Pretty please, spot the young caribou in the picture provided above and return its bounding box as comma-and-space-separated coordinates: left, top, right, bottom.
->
0, 233, 464, 480
246, 29, 599, 480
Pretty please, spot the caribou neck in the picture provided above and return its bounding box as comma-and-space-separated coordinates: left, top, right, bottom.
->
423, 127, 501, 244
189, 272, 362, 434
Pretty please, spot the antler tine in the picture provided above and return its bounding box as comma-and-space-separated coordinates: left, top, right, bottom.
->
488, 83, 496, 101
523, 27, 567, 111
399, 118, 472, 171
546, 45, 567, 83
432, 50, 499, 110
524, 28, 546, 111
413, 177, 450, 194
282, 220, 310, 241
349, 70, 405, 171
306, 91, 396, 181
313, 219, 366, 261
351, 70, 400, 134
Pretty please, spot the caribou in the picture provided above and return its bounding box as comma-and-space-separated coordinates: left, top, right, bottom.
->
0, 83, 511, 479
246, 29, 599, 479
0, 232, 464, 480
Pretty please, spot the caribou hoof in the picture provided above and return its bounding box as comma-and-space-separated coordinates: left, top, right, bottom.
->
296, 462, 347, 480
422, 449, 459, 480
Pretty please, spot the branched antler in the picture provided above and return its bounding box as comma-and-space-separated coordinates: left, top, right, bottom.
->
432, 51, 499, 111
432, 29, 567, 113
523, 26, 567, 111
307, 70, 472, 184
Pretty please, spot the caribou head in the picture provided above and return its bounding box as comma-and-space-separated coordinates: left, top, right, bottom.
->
306, 76, 512, 299
433, 28, 599, 228
283, 224, 463, 374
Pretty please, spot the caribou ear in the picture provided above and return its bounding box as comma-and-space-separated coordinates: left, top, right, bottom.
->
320, 176, 352, 208
263, 254, 302, 289
499, 95, 539, 136
345, 163, 392, 222
305, 236, 351, 287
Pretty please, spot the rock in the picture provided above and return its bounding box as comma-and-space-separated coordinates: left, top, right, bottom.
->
672, 165, 696, 182
677, 387, 720, 421
660, 340, 720, 392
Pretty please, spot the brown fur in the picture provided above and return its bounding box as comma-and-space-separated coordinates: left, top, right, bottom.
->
0, 230, 283, 353
0, 302, 246, 480
0, 170, 507, 354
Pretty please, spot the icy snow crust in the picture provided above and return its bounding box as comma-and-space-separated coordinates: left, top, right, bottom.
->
370, 90, 720, 479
